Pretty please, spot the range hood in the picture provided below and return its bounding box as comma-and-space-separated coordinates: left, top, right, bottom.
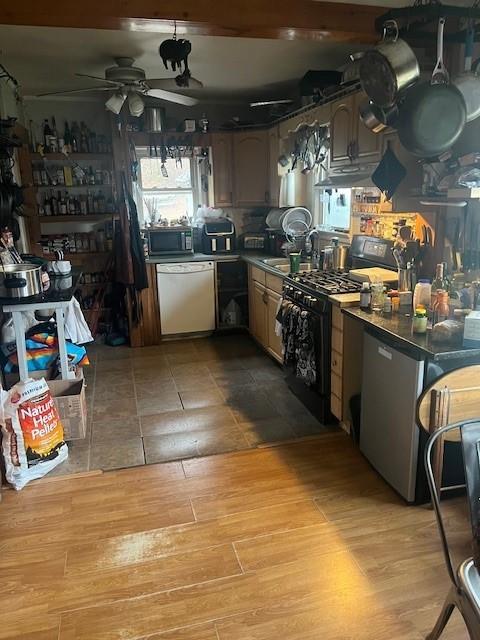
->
315, 164, 376, 188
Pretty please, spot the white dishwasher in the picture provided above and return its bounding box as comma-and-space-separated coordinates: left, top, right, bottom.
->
156, 262, 216, 335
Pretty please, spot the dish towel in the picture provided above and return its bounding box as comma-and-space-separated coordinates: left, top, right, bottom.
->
64, 297, 93, 345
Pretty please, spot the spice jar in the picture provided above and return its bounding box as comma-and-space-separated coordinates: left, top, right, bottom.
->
413, 306, 428, 334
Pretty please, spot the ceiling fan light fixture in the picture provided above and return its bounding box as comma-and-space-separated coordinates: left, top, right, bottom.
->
128, 92, 145, 117
105, 92, 126, 114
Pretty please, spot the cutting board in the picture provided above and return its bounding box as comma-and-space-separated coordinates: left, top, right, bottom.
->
349, 267, 398, 284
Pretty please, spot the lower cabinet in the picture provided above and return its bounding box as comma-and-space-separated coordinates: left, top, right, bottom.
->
248, 266, 283, 363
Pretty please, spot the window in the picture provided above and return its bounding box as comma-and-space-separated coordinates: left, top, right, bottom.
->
138, 157, 194, 226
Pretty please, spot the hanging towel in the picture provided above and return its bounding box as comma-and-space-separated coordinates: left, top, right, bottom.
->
64, 297, 93, 345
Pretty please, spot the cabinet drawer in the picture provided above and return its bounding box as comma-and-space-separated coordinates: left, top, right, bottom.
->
331, 328, 343, 355
266, 272, 283, 294
331, 350, 343, 377
332, 306, 344, 331
250, 265, 266, 286
331, 371, 342, 399
331, 393, 342, 420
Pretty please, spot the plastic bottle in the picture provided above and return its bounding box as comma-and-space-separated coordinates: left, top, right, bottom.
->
360, 282, 371, 310
413, 306, 428, 334
413, 279, 431, 311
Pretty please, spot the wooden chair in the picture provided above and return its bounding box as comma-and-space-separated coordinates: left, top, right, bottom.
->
417, 365, 480, 639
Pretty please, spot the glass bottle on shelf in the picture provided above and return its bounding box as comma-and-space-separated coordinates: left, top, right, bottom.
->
80, 121, 89, 153
50, 117, 58, 152
88, 166, 96, 185
59, 192, 67, 215
43, 119, 52, 152
71, 121, 80, 153
64, 121, 72, 154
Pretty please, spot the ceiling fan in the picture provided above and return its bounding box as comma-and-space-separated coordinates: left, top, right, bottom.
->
36, 57, 204, 116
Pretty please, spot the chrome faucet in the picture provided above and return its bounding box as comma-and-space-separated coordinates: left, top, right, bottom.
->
305, 228, 321, 269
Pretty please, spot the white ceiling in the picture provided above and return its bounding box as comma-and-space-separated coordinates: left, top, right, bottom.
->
0, 25, 368, 102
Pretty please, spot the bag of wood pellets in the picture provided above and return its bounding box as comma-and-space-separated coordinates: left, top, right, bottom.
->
0, 378, 68, 490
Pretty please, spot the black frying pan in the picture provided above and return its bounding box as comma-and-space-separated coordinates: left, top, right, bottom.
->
397, 18, 466, 159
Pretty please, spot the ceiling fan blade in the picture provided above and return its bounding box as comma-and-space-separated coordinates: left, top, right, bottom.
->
147, 77, 203, 90
75, 73, 119, 85
36, 86, 116, 97
147, 88, 199, 106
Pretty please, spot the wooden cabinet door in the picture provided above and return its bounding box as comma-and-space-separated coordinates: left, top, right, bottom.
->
353, 92, 382, 163
267, 289, 283, 363
268, 126, 280, 207
211, 132, 233, 207
233, 130, 269, 206
330, 96, 354, 167
251, 281, 268, 347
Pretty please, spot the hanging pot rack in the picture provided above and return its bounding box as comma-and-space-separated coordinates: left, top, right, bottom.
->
376, 1, 480, 44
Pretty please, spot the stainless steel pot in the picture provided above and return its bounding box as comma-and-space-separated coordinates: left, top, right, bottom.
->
359, 99, 399, 134
144, 106, 166, 132
359, 20, 420, 108
1, 263, 43, 298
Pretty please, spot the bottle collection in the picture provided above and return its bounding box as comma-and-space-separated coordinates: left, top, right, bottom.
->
37, 190, 115, 216
40, 224, 113, 255
32, 163, 112, 188
39, 117, 112, 155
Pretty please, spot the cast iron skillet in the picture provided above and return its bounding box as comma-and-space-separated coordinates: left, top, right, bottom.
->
397, 18, 466, 159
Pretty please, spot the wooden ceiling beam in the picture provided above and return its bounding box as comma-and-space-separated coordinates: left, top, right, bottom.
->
0, 0, 384, 43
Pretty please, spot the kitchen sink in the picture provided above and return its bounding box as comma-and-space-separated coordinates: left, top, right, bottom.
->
275, 263, 313, 273
261, 258, 289, 266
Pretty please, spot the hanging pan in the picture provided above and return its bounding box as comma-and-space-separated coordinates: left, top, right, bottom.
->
453, 26, 480, 123
397, 18, 466, 159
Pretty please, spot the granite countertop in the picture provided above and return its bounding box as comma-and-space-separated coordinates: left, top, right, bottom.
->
0, 269, 82, 307
343, 306, 480, 361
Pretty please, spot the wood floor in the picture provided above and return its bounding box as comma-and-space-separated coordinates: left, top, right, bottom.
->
0, 431, 471, 640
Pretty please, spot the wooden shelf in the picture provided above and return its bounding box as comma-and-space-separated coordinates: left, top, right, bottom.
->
31, 152, 112, 161
39, 214, 117, 222
35, 184, 113, 190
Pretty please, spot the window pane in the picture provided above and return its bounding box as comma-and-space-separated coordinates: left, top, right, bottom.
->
140, 158, 192, 189
143, 192, 194, 223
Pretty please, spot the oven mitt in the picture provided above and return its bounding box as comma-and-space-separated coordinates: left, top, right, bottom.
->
371, 142, 407, 201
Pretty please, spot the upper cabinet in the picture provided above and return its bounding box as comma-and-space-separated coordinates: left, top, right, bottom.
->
330, 92, 382, 167
353, 92, 382, 163
330, 96, 355, 167
267, 126, 280, 207
211, 132, 234, 208
233, 130, 270, 206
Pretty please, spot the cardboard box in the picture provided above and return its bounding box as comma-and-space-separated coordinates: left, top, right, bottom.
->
46, 370, 87, 441
464, 310, 480, 348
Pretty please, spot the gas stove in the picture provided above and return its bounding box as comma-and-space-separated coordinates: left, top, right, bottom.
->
286, 270, 362, 297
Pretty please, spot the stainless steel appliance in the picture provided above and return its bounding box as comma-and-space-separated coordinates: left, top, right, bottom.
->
0, 263, 43, 298
360, 332, 425, 502
350, 234, 397, 269
201, 219, 235, 254
147, 226, 193, 256
266, 230, 287, 257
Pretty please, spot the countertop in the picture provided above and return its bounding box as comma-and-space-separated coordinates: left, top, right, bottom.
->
343, 306, 480, 361
145, 252, 362, 305
0, 269, 82, 307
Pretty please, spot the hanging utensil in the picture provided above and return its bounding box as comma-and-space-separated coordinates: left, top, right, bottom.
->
359, 99, 399, 133
453, 27, 480, 123
371, 141, 407, 200
359, 20, 420, 108
397, 18, 466, 159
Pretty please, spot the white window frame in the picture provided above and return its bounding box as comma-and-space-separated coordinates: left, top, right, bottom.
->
134, 147, 202, 226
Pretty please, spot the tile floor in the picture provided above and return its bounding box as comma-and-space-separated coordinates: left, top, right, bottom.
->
52, 334, 332, 475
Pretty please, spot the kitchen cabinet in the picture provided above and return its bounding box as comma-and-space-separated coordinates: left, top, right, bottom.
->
353, 92, 382, 163
330, 95, 355, 167
211, 132, 234, 207
330, 305, 363, 431
268, 126, 280, 207
248, 265, 283, 363
330, 92, 382, 167
233, 130, 270, 206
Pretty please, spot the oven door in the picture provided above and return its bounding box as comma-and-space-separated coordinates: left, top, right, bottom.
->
148, 229, 193, 255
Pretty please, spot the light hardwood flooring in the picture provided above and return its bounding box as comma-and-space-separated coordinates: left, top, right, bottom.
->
0, 432, 471, 639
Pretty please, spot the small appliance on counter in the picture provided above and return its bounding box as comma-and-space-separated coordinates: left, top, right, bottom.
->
265, 229, 288, 257
201, 219, 236, 254
146, 226, 193, 256
238, 233, 267, 252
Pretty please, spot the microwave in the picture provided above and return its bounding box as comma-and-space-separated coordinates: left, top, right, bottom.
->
147, 226, 193, 255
